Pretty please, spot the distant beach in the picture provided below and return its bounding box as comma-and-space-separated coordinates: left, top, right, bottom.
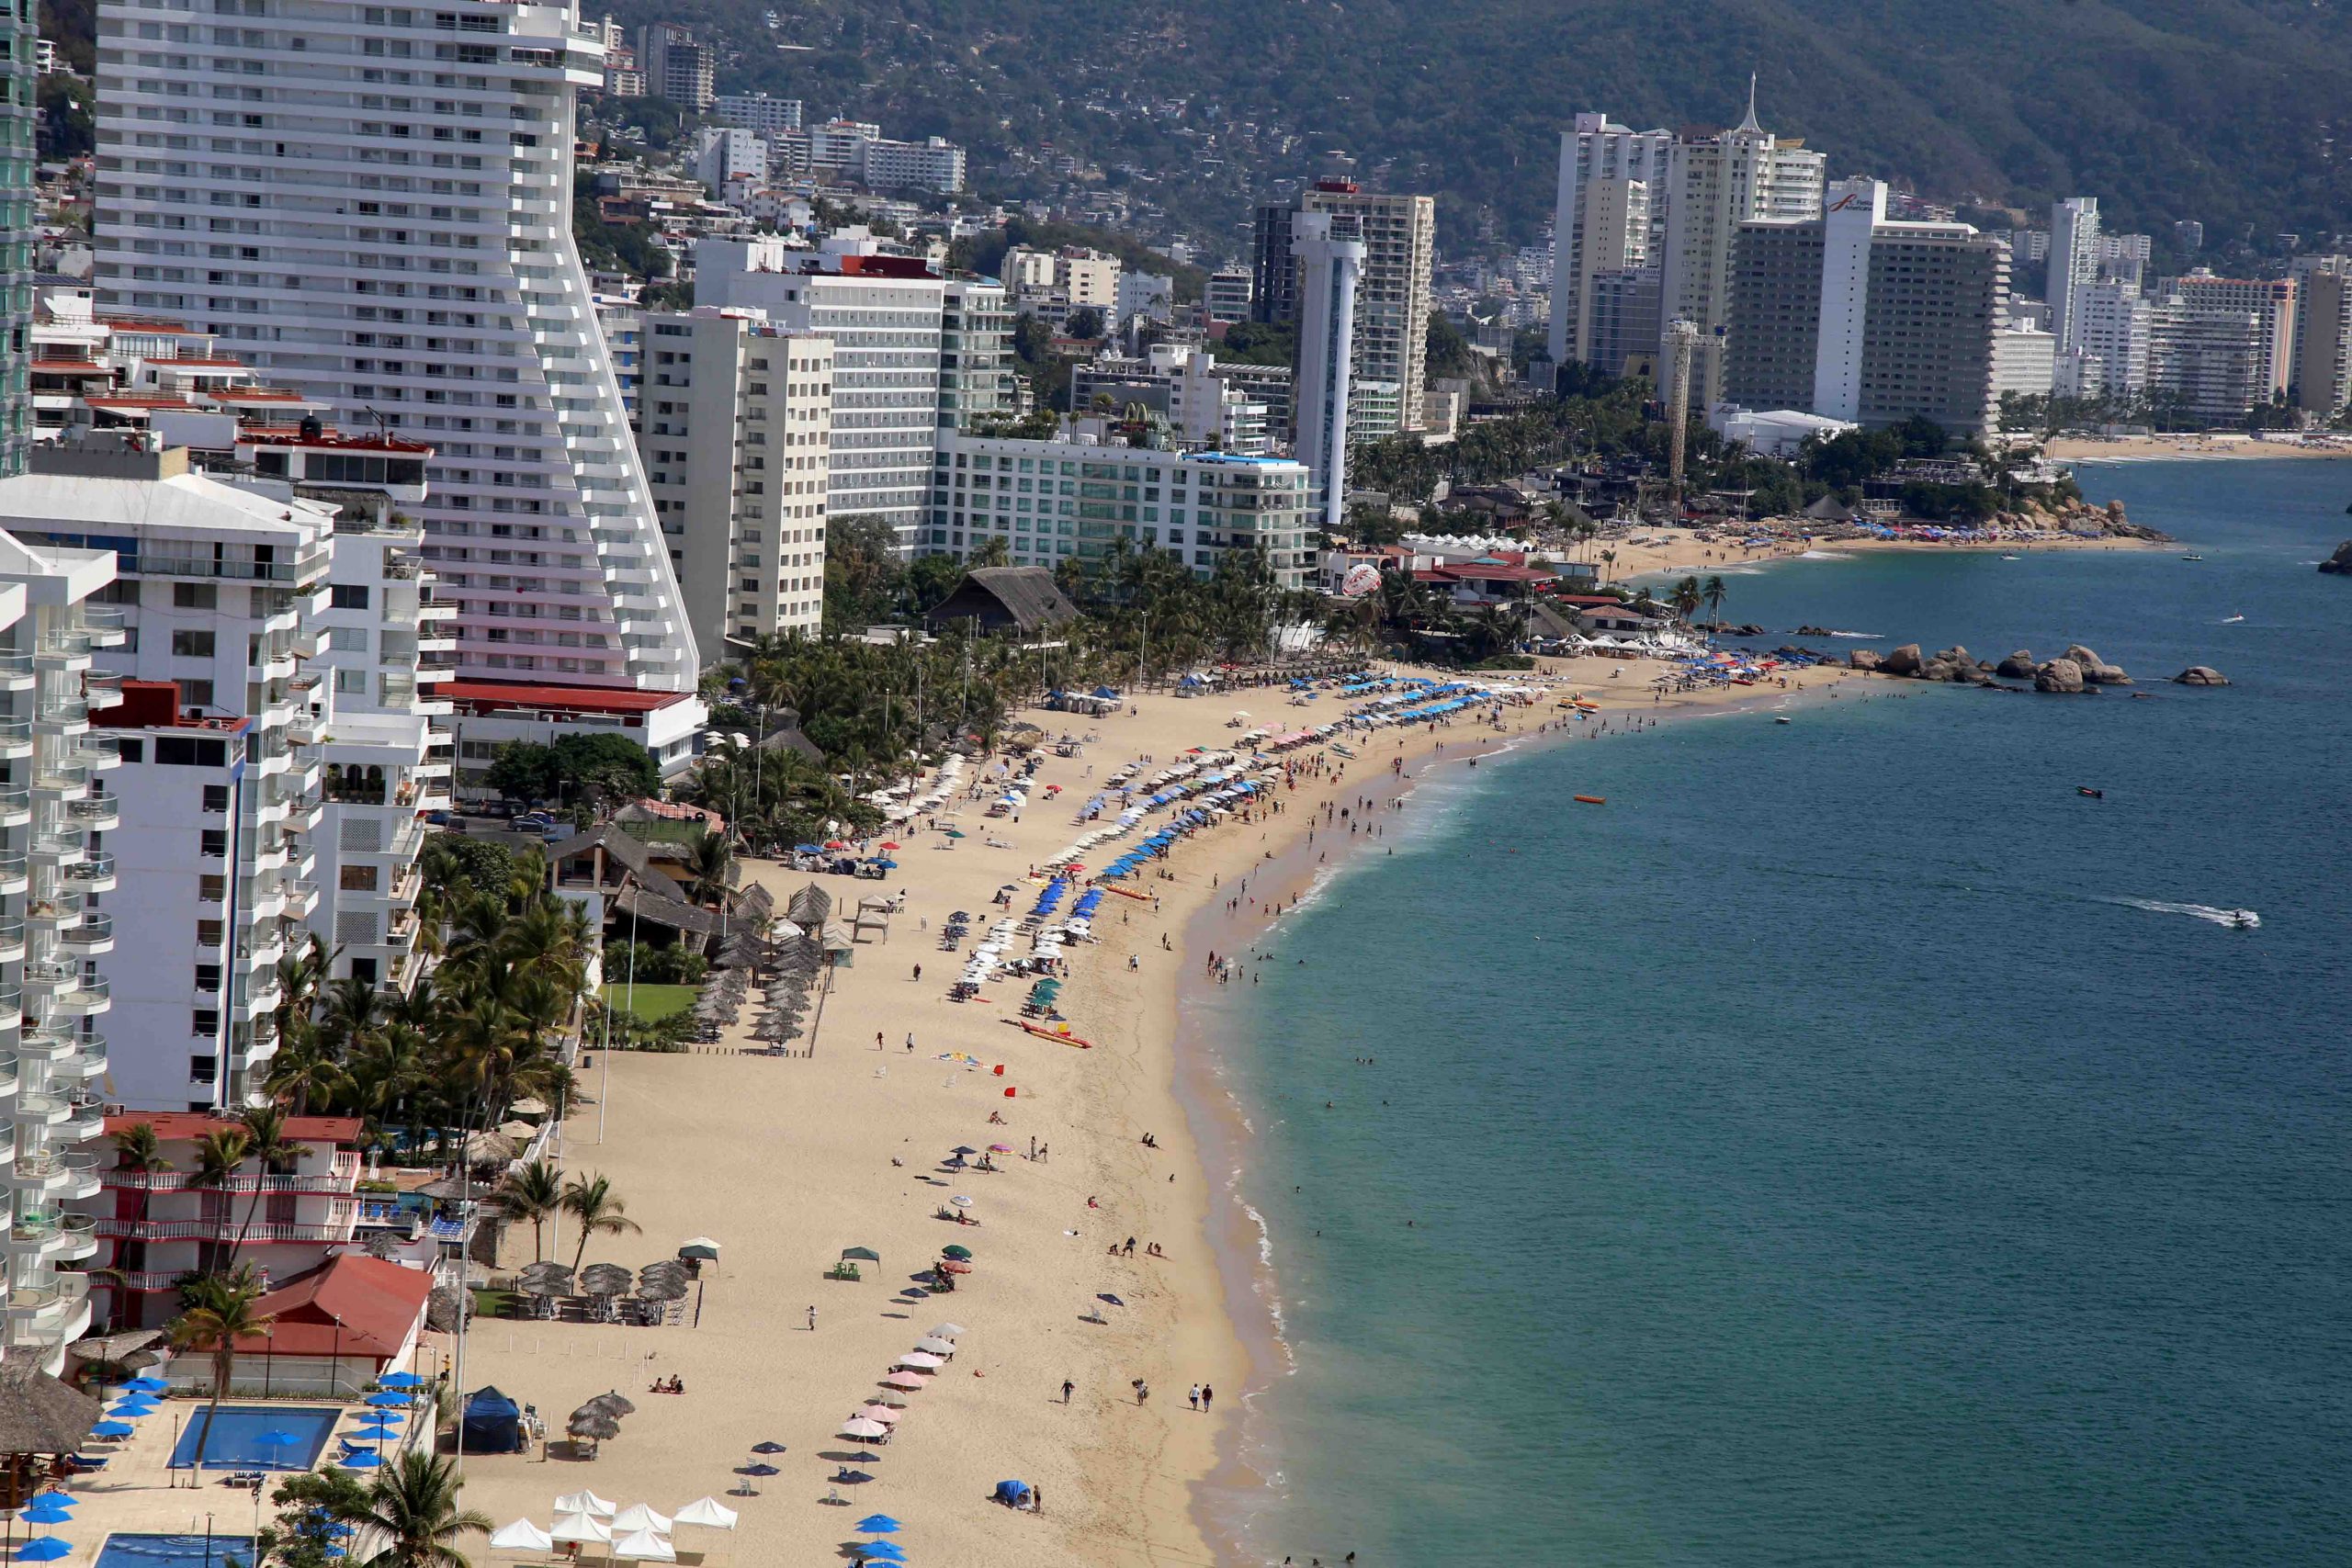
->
2049, 433, 2352, 462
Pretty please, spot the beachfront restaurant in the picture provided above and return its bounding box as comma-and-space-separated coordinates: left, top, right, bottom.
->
156, 1253, 435, 1399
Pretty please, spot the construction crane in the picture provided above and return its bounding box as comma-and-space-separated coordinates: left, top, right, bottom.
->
1663, 319, 1699, 521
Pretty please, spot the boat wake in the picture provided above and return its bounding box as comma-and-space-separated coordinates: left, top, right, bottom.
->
1798, 548, 1854, 560
1825, 629, 1883, 639
2099, 896, 2260, 928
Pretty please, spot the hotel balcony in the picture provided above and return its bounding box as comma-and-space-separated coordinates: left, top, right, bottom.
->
32, 629, 91, 671
0, 983, 22, 1032
12, 1212, 98, 1265
90, 1215, 355, 1245
28, 761, 87, 799
33, 695, 88, 738
63, 795, 117, 833
0, 716, 33, 761
61, 853, 116, 894
13, 1150, 100, 1200
46, 975, 108, 1021
52, 1044, 107, 1083
58, 913, 113, 956
0, 651, 33, 693
82, 671, 123, 710
28, 824, 84, 863
17, 1026, 76, 1064
74, 736, 119, 773
25, 892, 82, 931
0, 787, 28, 829
0, 917, 25, 965
99, 1163, 359, 1197
5, 1271, 92, 1349
0, 853, 27, 897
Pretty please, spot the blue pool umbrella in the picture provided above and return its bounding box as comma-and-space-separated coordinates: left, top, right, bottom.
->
362, 1392, 411, 1408
88, 1422, 132, 1438
121, 1377, 167, 1393
853, 1516, 901, 1535
21, 1503, 74, 1526
377, 1372, 424, 1389
350, 1420, 400, 1437
16, 1540, 71, 1561
105, 1403, 155, 1418
336, 1450, 384, 1469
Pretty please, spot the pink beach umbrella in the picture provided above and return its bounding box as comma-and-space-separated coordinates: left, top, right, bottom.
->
855, 1404, 902, 1425
879, 1371, 924, 1391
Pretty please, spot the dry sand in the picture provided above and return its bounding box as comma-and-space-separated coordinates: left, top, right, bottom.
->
441, 659, 1862, 1566
2047, 434, 2352, 462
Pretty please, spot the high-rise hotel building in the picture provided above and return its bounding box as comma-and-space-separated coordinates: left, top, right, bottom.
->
91, 0, 696, 689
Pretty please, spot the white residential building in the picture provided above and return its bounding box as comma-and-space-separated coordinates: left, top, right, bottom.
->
695, 129, 771, 191
1547, 112, 1672, 366
1299, 181, 1435, 435
930, 432, 1310, 587
2149, 299, 2265, 424
939, 277, 1014, 434
1293, 209, 1363, 530
1069, 345, 1272, 454
2166, 273, 2297, 400
0, 442, 326, 1114
637, 308, 834, 655
1990, 320, 2057, 406
93, 0, 697, 693
2073, 281, 2154, 395
0, 529, 122, 1371
857, 137, 966, 196
695, 235, 956, 554
1203, 271, 1250, 325
714, 94, 804, 135
1002, 246, 1123, 317
2049, 197, 2102, 356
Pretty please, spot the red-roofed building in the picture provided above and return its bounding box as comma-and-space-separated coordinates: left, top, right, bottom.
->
1412, 558, 1564, 607
153, 1253, 435, 1396
443, 679, 707, 789
76, 1113, 366, 1330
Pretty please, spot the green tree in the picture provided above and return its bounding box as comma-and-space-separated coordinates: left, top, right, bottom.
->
354, 1451, 494, 1568
560, 1172, 641, 1275
1064, 306, 1104, 341
168, 1267, 277, 1462
497, 1159, 563, 1264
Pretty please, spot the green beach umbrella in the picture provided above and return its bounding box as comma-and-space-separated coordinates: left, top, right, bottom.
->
841, 1247, 880, 1263
940, 1246, 973, 1261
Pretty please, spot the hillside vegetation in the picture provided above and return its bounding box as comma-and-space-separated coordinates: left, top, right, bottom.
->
618, 0, 2352, 250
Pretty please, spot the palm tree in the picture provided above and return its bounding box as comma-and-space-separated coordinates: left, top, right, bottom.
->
167, 1265, 276, 1465
227, 1106, 310, 1255
1702, 574, 1728, 643
354, 1450, 493, 1568
498, 1159, 563, 1263
1669, 575, 1703, 625
188, 1126, 251, 1273
560, 1172, 640, 1276
682, 829, 732, 908
107, 1122, 171, 1283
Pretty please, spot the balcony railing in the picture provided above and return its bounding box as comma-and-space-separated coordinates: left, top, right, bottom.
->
92, 1217, 355, 1243
98, 1168, 358, 1194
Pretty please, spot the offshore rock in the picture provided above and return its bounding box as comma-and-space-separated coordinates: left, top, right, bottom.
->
2172, 666, 2230, 686
1847, 649, 1883, 671
1880, 643, 1925, 676
2034, 658, 2086, 694
2320, 541, 2352, 575
1996, 649, 2037, 679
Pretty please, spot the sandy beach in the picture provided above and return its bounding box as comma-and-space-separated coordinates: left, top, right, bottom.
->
438, 657, 1864, 1566
2047, 434, 2352, 462
1595, 527, 2160, 583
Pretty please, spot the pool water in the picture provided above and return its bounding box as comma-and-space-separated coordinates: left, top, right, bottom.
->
165, 1405, 338, 1470
95, 1536, 257, 1568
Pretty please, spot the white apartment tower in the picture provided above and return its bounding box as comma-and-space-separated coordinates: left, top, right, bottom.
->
638, 308, 834, 655
0, 533, 122, 1371
92, 0, 698, 692
1547, 113, 1673, 367
1659, 81, 1826, 408
1299, 182, 1436, 435
695, 236, 946, 555
2048, 197, 2102, 356
1293, 210, 1363, 532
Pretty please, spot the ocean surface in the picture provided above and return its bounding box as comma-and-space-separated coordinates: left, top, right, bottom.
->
1193, 459, 2352, 1566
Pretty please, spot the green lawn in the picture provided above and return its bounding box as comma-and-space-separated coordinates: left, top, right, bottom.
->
601, 983, 698, 1023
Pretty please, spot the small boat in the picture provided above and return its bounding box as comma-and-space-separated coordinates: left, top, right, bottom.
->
2229, 910, 2259, 930
1774, 716, 1792, 725
2076, 786, 2104, 799
2181, 554, 2204, 561
1573, 795, 1606, 806
1999, 553, 2021, 561
2222, 615, 2245, 624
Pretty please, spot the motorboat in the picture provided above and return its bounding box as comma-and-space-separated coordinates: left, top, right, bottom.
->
2222, 614, 2245, 624
2181, 553, 2204, 561
2229, 909, 2260, 930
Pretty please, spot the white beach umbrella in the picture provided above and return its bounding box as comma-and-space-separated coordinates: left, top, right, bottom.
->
925, 1323, 967, 1339
669, 1498, 738, 1530
489, 1521, 554, 1552
898, 1351, 944, 1371
610, 1505, 673, 1535
912, 1336, 956, 1355
610, 1529, 676, 1562
549, 1515, 613, 1547
554, 1492, 616, 1518
838, 1417, 890, 1439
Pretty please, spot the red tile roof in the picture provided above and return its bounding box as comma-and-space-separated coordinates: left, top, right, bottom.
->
238, 1254, 435, 1360
443, 679, 690, 716
102, 1111, 365, 1145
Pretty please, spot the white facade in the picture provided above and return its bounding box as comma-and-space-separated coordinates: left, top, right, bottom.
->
0, 446, 327, 1114
1293, 210, 1363, 531
2074, 281, 2153, 394
858, 137, 966, 196
1300, 184, 1435, 435
2167, 273, 2297, 398
1203, 271, 1250, 325
695, 129, 771, 191
1812, 180, 1882, 422
638, 309, 834, 656
930, 432, 1310, 588
0, 533, 119, 1371
714, 94, 804, 135
1990, 321, 2057, 405
1710, 405, 1857, 458
1546, 112, 1673, 366
93, 0, 697, 693
2049, 197, 2101, 356
695, 236, 947, 552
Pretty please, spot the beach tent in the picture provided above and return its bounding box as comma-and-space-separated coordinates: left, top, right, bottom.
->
992, 1480, 1032, 1507
461, 1387, 524, 1455
489, 1522, 554, 1552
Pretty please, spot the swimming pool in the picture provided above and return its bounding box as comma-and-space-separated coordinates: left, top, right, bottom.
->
95, 1535, 257, 1568
165, 1405, 338, 1471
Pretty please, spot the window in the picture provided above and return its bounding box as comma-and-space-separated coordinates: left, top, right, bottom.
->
116, 738, 145, 764
192, 1010, 220, 1037
194, 964, 221, 994
172, 628, 217, 659
174, 583, 219, 610
328, 627, 368, 652
335, 669, 368, 694
181, 679, 216, 708
189, 1054, 218, 1084
200, 784, 229, 812
340, 864, 379, 892
199, 829, 229, 858
196, 919, 224, 949
198, 874, 226, 903
332, 584, 371, 610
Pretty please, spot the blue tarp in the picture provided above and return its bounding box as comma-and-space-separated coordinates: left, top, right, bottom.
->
460, 1386, 524, 1455
992, 1480, 1032, 1506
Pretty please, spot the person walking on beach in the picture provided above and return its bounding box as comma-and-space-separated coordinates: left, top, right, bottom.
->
807, 1304, 817, 1332
1061, 1379, 1074, 1404
1202, 1383, 1214, 1414
1188, 1383, 1200, 1411
906, 1032, 916, 1054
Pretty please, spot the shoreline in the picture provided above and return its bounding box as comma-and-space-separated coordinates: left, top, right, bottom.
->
2048, 434, 2352, 463
443, 659, 1867, 1568
1609, 529, 2163, 584
1156, 675, 1861, 1564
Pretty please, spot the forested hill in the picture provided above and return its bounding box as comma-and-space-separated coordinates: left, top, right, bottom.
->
616, 0, 2352, 251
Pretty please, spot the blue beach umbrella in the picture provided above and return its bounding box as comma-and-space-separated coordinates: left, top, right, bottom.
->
749, 1441, 787, 1454
88, 1422, 132, 1438
854, 1544, 906, 1562
362, 1392, 411, 1408
853, 1516, 901, 1535
16, 1540, 72, 1562
377, 1372, 424, 1389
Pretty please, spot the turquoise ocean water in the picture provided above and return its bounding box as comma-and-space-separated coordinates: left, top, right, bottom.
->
1193, 460, 2352, 1566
